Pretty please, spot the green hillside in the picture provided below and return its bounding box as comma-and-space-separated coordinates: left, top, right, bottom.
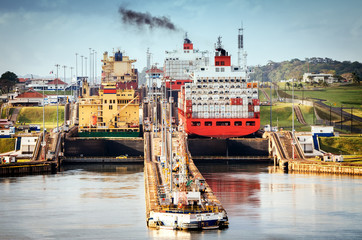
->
251, 58, 362, 83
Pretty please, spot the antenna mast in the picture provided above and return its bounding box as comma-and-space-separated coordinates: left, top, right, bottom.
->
238, 23, 243, 68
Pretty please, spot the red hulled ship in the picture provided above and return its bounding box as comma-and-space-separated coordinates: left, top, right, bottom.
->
178, 37, 260, 138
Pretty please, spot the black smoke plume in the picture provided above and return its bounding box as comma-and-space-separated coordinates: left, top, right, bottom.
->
118, 6, 178, 31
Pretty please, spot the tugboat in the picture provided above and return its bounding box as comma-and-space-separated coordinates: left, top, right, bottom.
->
146, 131, 229, 230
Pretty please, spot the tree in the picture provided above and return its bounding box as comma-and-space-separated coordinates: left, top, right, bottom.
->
286, 82, 291, 90
0, 71, 18, 94
351, 72, 360, 85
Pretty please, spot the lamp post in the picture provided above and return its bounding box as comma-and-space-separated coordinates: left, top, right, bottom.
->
169, 79, 173, 192
340, 104, 343, 131
55, 64, 60, 132
75, 53, 78, 78
329, 103, 332, 126
94, 50, 97, 85
351, 107, 353, 134
270, 80, 272, 131
63, 65, 67, 127
42, 77, 45, 159
85, 57, 87, 78
292, 78, 295, 160
70, 67, 74, 101
89, 48, 92, 85
81, 55, 83, 77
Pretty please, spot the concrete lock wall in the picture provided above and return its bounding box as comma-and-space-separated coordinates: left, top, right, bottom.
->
64, 138, 144, 157
188, 138, 269, 157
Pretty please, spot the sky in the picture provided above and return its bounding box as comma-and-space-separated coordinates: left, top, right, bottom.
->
1, 0, 362, 79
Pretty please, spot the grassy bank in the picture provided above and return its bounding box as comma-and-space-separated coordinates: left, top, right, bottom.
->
17, 106, 64, 129
260, 102, 314, 131
319, 136, 362, 155
281, 85, 362, 117
0, 138, 16, 153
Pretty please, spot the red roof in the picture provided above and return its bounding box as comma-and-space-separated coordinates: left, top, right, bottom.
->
18, 78, 30, 83
48, 78, 67, 85
146, 67, 163, 74
16, 90, 47, 98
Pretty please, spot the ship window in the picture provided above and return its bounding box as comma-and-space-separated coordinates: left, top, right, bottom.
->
234, 121, 242, 126
246, 121, 255, 126
205, 121, 212, 126
216, 121, 230, 126
191, 121, 201, 126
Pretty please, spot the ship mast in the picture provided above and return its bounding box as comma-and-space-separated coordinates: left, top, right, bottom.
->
238, 23, 248, 77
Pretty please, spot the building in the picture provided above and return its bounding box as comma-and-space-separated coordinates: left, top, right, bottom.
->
9, 89, 47, 106
19, 136, 37, 155
47, 78, 67, 91
146, 66, 163, 89
302, 73, 338, 84
78, 51, 140, 137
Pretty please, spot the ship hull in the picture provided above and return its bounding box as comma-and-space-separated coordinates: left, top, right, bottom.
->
179, 112, 259, 138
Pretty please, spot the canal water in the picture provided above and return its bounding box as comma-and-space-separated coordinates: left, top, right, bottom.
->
1, 163, 362, 239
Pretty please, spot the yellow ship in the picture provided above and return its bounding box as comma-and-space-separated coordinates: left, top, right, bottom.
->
78, 50, 140, 137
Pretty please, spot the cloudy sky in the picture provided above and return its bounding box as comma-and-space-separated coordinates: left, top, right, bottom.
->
1, 0, 361, 79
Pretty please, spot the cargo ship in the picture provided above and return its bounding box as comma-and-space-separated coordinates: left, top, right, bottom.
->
178, 36, 260, 138
163, 34, 209, 92
78, 51, 140, 137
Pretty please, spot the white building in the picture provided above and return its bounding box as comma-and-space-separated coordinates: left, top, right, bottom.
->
302, 73, 338, 84
47, 78, 67, 91
20, 136, 38, 155
146, 66, 163, 89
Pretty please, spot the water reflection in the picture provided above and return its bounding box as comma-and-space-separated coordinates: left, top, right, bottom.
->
2, 163, 362, 239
